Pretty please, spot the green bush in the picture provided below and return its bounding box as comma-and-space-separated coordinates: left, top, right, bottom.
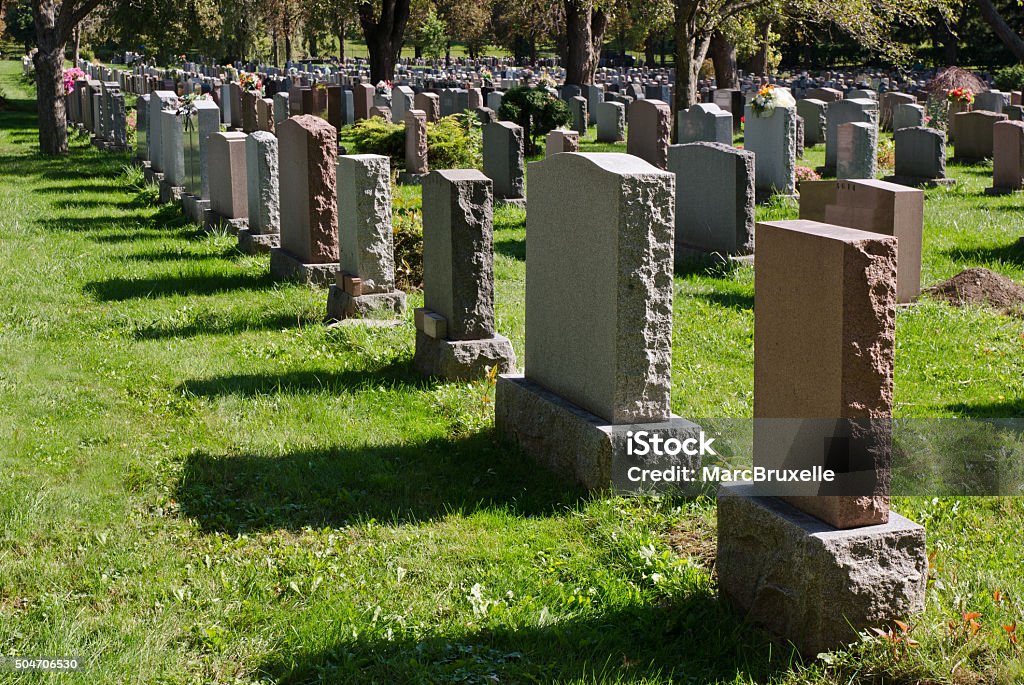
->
994, 64, 1024, 92
342, 113, 481, 171
392, 193, 423, 290
498, 86, 571, 155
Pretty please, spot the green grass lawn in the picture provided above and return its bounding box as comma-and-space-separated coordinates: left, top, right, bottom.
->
1, 59, 1024, 683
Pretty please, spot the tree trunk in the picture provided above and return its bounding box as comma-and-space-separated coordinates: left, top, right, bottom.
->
749, 21, 771, 76
358, 0, 411, 83
271, 28, 279, 66
31, 1, 69, 155
710, 30, 737, 88
644, 33, 656, 66
73, 24, 81, 64
977, 0, 1024, 61
309, 34, 318, 59
338, 31, 346, 62
674, 0, 713, 123
564, 1, 605, 85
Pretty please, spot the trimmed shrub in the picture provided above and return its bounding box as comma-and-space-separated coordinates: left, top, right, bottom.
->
343, 113, 481, 171
497, 86, 571, 155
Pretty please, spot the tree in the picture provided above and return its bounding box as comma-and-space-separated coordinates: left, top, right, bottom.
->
977, 0, 1024, 61
4, 0, 35, 52
672, 0, 960, 119
564, 0, 608, 86
30, 0, 105, 155
416, 8, 448, 59
358, 0, 412, 83
498, 85, 571, 154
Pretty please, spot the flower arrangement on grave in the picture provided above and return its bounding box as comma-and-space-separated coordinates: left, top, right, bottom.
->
946, 87, 974, 106
537, 72, 557, 89
175, 92, 208, 130
239, 71, 263, 96
61, 67, 85, 95
376, 80, 393, 97
795, 166, 821, 183
750, 84, 795, 118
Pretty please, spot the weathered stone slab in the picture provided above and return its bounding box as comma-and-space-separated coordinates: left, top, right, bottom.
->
677, 103, 732, 145
989, 120, 1024, 193
886, 127, 952, 186
595, 101, 625, 143
244, 131, 280, 237
626, 99, 671, 169
483, 121, 525, 203
207, 132, 248, 221
796, 98, 826, 146
744, 104, 797, 196
953, 110, 1007, 162
836, 121, 877, 180
545, 129, 579, 157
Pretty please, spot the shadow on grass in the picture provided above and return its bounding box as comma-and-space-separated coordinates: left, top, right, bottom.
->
674, 256, 748, 280
178, 358, 427, 398
176, 430, 589, 533
943, 239, 1024, 266
258, 591, 796, 684
123, 245, 242, 264
131, 311, 308, 340
687, 290, 755, 310
84, 271, 277, 301
945, 399, 1024, 419
494, 236, 525, 260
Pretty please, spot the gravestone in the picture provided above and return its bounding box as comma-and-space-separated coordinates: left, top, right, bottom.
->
415, 92, 440, 123
596, 101, 626, 143
327, 155, 407, 321
273, 92, 289, 125
796, 99, 827, 146
147, 90, 177, 176
585, 84, 603, 125
413, 170, 516, 380
974, 90, 1006, 114
110, 92, 128, 150
836, 122, 877, 180
483, 121, 526, 207
354, 83, 374, 121
799, 179, 924, 303
240, 90, 258, 132
953, 111, 1007, 162
987, 120, 1024, 194
669, 142, 755, 259
270, 115, 339, 285
400, 109, 429, 184
744, 103, 797, 197
369, 105, 392, 123
239, 130, 280, 254
158, 110, 185, 203
713, 88, 745, 131
486, 91, 504, 113
570, 95, 588, 136
495, 153, 700, 489
677, 103, 732, 145
717, 219, 926, 656
824, 98, 877, 174
229, 82, 243, 129
880, 92, 916, 131
136, 94, 150, 161
546, 129, 579, 157
392, 85, 414, 122
627, 99, 671, 169
206, 132, 248, 231
892, 103, 926, 131
886, 127, 953, 187
806, 87, 843, 102
326, 85, 343, 131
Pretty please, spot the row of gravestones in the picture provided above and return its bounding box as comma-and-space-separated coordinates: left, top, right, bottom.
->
66, 79, 130, 152
69, 77, 934, 659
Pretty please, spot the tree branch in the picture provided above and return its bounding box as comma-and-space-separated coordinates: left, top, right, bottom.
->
976, 0, 1024, 61
57, 0, 105, 43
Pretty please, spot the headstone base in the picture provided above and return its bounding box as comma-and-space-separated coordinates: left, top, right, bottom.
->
143, 168, 164, 185
412, 330, 516, 381
269, 248, 337, 286
326, 285, 407, 321
983, 186, 1021, 196
495, 197, 528, 209
397, 171, 428, 186
755, 191, 797, 205
495, 375, 701, 491
158, 179, 183, 204
717, 483, 927, 657
237, 229, 280, 254
675, 242, 755, 267
882, 175, 957, 188
203, 212, 248, 235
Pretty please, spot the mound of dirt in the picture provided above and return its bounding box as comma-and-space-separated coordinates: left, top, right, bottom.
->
925, 267, 1024, 317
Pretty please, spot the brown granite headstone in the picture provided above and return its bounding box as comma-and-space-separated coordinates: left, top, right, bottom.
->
277, 115, 339, 264
754, 219, 897, 529
626, 99, 671, 169
405, 109, 428, 175
991, 120, 1024, 191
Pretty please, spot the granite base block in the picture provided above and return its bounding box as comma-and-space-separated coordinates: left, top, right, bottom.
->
397, 171, 427, 186
717, 483, 927, 657
983, 186, 1021, 196
412, 331, 516, 381
237, 229, 280, 254
144, 168, 164, 185
202, 214, 248, 235
675, 242, 754, 268
495, 375, 702, 491
158, 179, 183, 204
882, 175, 957, 188
269, 248, 337, 286
495, 197, 528, 209
326, 286, 407, 321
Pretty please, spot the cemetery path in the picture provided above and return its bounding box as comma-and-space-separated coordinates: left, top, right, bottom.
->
1, 62, 1024, 682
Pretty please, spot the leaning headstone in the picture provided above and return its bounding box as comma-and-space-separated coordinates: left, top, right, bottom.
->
987, 120, 1024, 194
796, 98, 827, 146
799, 179, 924, 303
885, 127, 953, 187
206, 132, 248, 231
327, 155, 407, 321
953, 110, 1007, 162
239, 131, 280, 254
744, 102, 797, 197
495, 153, 699, 489
626, 99, 671, 169
718, 219, 926, 656
483, 121, 526, 207
413, 170, 516, 380
892, 103, 926, 131
669, 142, 754, 259
824, 98, 877, 174
677, 103, 732, 145
269, 115, 339, 285
399, 109, 428, 184
546, 128, 579, 157
596, 101, 626, 143
836, 122, 877, 180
